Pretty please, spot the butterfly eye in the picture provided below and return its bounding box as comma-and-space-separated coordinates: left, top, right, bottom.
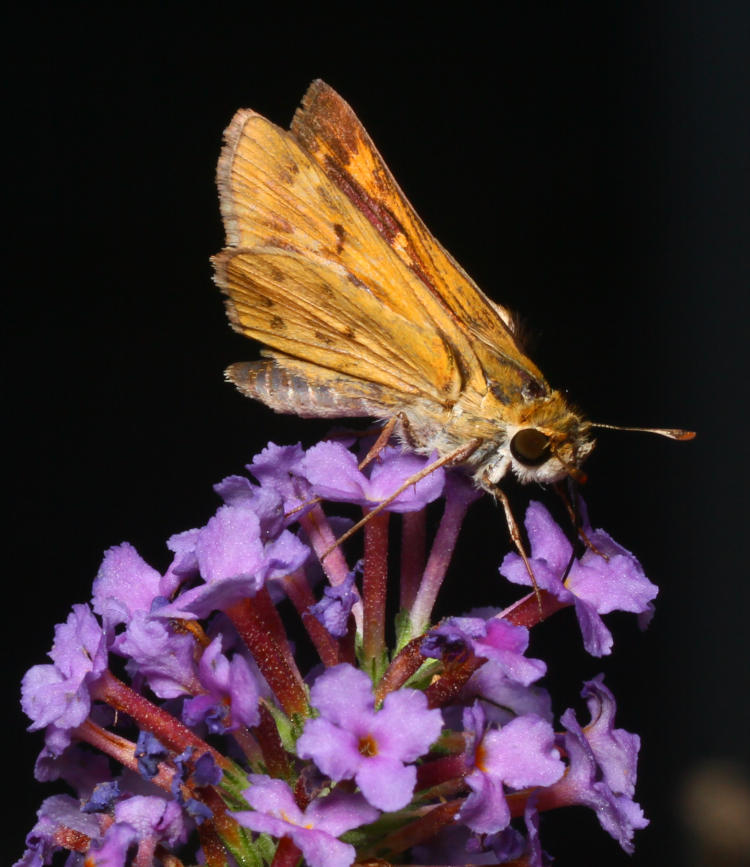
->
510, 428, 551, 466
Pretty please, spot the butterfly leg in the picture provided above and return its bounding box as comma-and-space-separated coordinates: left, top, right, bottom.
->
491, 485, 544, 611
357, 412, 416, 470
322, 438, 484, 561
553, 481, 609, 561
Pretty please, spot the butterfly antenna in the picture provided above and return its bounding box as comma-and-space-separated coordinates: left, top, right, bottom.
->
285, 496, 323, 519
590, 422, 695, 441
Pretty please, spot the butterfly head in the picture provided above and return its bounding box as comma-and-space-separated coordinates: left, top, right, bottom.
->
479, 391, 595, 488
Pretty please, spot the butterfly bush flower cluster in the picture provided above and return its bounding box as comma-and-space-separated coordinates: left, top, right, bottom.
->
18, 437, 656, 866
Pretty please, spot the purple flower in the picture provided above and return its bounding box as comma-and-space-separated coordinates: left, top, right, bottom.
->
134, 730, 168, 779
500, 502, 658, 656
84, 822, 138, 866
157, 504, 309, 619
484, 795, 551, 867
18, 436, 661, 864
192, 751, 223, 787
196, 506, 276, 583
412, 823, 503, 866
162, 528, 201, 593
14, 794, 102, 867
548, 676, 647, 853
214, 474, 287, 537
296, 663, 444, 811
248, 442, 311, 513
92, 542, 164, 631
182, 635, 261, 731
83, 780, 121, 813
412, 795, 551, 866
464, 665, 554, 727
425, 616, 546, 687
424, 616, 552, 726
92, 542, 203, 698
231, 775, 379, 867
458, 703, 565, 834
21, 604, 107, 733
115, 612, 199, 699
300, 441, 445, 512
169, 748, 220, 819
113, 795, 187, 849
309, 569, 359, 637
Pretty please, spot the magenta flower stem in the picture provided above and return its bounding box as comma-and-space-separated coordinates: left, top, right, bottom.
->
270, 836, 303, 867
375, 636, 425, 702
299, 503, 363, 632
425, 653, 485, 709
415, 753, 467, 790
226, 598, 310, 718
367, 799, 463, 860
73, 718, 174, 789
198, 786, 247, 864
134, 838, 157, 867
400, 508, 427, 609
232, 724, 265, 768
253, 702, 294, 781
298, 504, 351, 586
500, 588, 569, 628
409, 491, 472, 637
90, 670, 228, 769
197, 820, 230, 867
362, 509, 390, 671
252, 584, 301, 675
282, 567, 346, 666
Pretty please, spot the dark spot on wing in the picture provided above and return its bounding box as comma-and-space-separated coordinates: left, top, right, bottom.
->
270, 315, 285, 331
275, 168, 296, 186
322, 156, 402, 244
347, 273, 368, 291
333, 223, 346, 254
266, 237, 298, 253
315, 183, 336, 209
262, 215, 294, 234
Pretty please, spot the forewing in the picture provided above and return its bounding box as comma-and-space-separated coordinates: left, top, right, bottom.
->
291, 80, 549, 391
215, 106, 482, 402
214, 246, 458, 400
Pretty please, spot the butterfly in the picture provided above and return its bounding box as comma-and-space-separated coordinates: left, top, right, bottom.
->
212, 81, 693, 526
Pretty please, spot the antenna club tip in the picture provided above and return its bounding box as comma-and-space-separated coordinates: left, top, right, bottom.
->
591, 422, 696, 441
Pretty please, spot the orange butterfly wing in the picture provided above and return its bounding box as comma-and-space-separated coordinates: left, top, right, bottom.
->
290, 80, 549, 400
214, 105, 485, 407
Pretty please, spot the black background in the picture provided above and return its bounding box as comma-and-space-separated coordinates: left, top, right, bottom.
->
6, 3, 749, 865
